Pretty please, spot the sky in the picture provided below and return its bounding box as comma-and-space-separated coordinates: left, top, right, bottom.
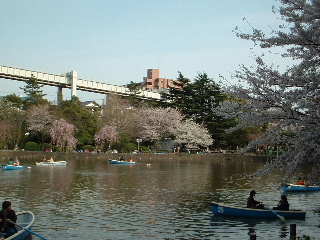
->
0, 0, 283, 104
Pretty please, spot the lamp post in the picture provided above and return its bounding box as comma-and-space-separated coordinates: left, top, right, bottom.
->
136, 139, 142, 153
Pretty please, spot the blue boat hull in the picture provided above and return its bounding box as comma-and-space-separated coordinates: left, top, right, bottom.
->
5, 211, 34, 240
210, 202, 306, 219
109, 159, 136, 165
2, 165, 24, 170
282, 184, 320, 192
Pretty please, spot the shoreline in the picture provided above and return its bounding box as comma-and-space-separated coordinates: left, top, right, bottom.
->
0, 150, 267, 162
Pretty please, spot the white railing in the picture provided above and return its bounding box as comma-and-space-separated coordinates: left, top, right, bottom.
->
0, 65, 161, 100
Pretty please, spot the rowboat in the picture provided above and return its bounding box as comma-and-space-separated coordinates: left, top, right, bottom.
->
109, 159, 136, 165
282, 183, 320, 192
2, 165, 24, 170
36, 161, 67, 166
210, 202, 306, 219
4, 211, 34, 240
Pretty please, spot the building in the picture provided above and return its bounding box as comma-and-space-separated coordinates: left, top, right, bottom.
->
81, 101, 101, 112
141, 69, 181, 91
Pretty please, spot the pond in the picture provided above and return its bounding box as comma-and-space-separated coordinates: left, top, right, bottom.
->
1, 154, 319, 239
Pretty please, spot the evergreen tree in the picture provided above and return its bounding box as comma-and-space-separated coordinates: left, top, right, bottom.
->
20, 74, 48, 108
126, 81, 143, 107
160, 72, 192, 111
4, 94, 23, 109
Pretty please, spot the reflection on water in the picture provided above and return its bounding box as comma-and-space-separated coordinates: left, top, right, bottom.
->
1, 155, 319, 239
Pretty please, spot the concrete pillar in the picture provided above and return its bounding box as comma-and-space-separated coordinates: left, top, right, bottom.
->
71, 71, 77, 98
57, 86, 63, 105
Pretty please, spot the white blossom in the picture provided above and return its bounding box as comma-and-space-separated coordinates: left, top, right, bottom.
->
174, 119, 213, 149
136, 107, 184, 142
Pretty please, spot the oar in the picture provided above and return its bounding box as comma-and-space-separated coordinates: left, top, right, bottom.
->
266, 206, 285, 221
10, 221, 48, 240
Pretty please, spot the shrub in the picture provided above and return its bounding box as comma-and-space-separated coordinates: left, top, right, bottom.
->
83, 145, 94, 152
25, 142, 41, 151
139, 146, 150, 153
43, 143, 52, 151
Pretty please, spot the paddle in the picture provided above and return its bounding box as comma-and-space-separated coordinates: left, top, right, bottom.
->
10, 221, 48, 240
266, 206, 285, 221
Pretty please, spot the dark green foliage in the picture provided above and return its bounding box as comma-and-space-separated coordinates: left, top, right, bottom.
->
43, 143, 52, 151
126, 81, 156, 107
4, 94, 23, 109
25, 142, 41, 151
110, 132, 135, 153
82, 145, 95, 152
57, 96, 97, 147
139, 145, 150, 153
126, 81, 142, 106
20, 75, 49, 108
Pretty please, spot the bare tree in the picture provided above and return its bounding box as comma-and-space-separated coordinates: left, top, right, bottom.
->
0, 121, 14, 149
102, 94, 137, 136
0, 99, 27, 149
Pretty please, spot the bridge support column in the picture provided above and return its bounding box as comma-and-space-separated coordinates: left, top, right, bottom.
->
71, 71, 78, 98
57, 87, 63, 105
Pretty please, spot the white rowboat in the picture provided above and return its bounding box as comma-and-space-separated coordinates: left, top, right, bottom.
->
36, 161, 67, 166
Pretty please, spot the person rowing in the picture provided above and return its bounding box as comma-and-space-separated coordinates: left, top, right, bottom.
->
247, 190, 265, 209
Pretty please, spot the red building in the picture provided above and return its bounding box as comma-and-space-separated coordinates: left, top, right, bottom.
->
142, 69, 180, 91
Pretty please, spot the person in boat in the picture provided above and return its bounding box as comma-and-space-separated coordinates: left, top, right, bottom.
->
296, 177, 305, 185
129, 157, 134, 162
119, 156, 125, 161
42, 156, 47, 162
273, 195, 289, 211
13, 159, 20, 166
49, 157, 54, 162
247, 190, 265, 209
0, 201, 17, 238
8, 160, 13, 165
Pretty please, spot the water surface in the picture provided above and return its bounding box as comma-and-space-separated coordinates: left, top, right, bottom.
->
1, 155, 319, 239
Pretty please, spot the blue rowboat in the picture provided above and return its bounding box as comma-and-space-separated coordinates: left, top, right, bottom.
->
3, 211, 34, 240
282, 183, 320, 192
109, 159, 136, 165
2, 165, 24, 170
210, 202, 306, 219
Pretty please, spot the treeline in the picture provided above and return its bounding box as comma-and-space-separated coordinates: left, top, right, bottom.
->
0, 73, 264, 152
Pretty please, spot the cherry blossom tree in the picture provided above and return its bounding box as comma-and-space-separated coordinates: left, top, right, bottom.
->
94, 125, 118, 150
136, 107, 184, 146
174, 119, 213, 149
216, 0, 320, 182
26, 105, 52, 147
50, 118, 77, 152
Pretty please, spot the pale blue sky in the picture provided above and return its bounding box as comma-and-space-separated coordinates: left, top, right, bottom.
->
0, 0, 282, 103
